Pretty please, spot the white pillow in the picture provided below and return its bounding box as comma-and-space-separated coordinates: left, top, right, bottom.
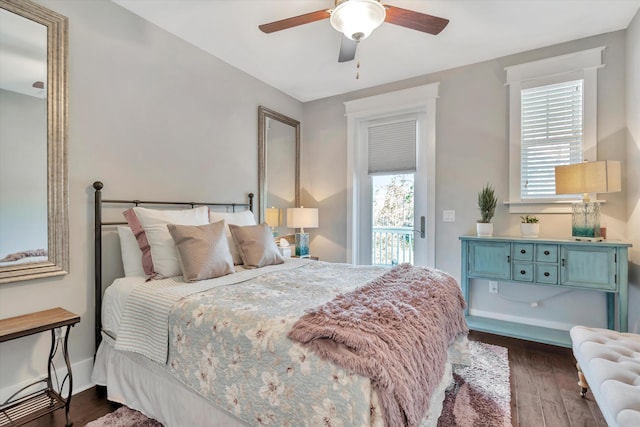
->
124, 206, 210, 278
209, 210, 257, 265
117, 226, 145, 277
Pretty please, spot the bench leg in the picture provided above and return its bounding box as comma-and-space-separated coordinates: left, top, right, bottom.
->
576, 362, 589, 398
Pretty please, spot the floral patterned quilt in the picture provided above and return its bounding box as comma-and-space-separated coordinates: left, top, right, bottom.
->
166, 261, 389, 427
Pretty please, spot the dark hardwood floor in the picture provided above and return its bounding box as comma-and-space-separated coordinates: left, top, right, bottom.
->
22, 331, 606, 427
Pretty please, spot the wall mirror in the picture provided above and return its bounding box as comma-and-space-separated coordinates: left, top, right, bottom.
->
0, 0, 68, 284
258, 106, 300, 238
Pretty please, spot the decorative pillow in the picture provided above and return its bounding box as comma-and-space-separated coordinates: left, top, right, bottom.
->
228, 222, 284, 268
167, 221, 235, 282
117, 226, 145, 277
209, 210, 257, 265
123, 206, 209, 278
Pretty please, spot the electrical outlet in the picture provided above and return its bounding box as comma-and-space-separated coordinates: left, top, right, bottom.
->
442, 210, 455, 222
489, 281, 498, 293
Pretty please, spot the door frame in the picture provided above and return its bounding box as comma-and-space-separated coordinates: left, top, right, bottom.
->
345, 83, 439, 266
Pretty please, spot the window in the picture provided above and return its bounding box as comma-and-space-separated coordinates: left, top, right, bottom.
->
520, 79, 583, 199
506, 47, 604, 213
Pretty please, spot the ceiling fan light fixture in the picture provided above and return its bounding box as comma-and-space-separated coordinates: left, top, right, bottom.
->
330, 0, 386, 41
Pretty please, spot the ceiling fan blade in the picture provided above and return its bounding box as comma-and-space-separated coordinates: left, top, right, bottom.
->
259, 9, 331, 33
383, 5, 449, 35
338, 36, 358, 63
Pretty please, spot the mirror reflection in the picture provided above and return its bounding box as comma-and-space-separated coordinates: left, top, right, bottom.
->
258, 106, 300, 238
0, 8, 48, 266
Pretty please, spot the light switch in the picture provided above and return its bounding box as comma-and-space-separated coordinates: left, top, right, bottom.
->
442, 210, 455, 222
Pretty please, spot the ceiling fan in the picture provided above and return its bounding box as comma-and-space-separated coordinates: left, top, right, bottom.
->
259, 0, 449, 63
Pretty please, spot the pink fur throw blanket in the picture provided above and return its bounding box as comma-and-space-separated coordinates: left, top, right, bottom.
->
287, 263, 468, 427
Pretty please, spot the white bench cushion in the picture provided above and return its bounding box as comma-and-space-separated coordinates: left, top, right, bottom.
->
570, 326, 640, 427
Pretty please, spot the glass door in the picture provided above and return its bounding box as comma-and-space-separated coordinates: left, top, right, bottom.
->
357, 114, 428, 266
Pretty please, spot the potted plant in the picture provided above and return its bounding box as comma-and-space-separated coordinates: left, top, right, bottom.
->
520, 215, 540, 238
477, 184, 498, 236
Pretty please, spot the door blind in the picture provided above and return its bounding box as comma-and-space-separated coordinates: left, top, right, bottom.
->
368, 119, 417, 175
520, 79, 584, 199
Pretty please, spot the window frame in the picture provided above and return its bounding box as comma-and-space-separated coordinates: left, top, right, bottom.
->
505, 47, 604, 214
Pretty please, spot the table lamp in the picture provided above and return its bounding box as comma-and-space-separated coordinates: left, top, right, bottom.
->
286, 207, 318, 257
265, 207, 281, 237
555, 160, 621, 241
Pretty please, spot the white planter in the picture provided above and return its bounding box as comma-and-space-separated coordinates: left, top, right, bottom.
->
476, 222, 493, 237
520, 223, 539, 238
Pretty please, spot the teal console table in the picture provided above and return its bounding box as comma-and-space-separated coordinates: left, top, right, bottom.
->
459, 235, 631, 347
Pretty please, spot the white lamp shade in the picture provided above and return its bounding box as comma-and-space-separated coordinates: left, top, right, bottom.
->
286, 207, 318, 229
555, 161, 621, 195
265, 207, 280, 227
330, 0, 386, 41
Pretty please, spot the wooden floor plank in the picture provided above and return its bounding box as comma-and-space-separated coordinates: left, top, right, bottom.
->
540, 397, 572, 427
517, 390, 546, 427
562, 395, 601, 427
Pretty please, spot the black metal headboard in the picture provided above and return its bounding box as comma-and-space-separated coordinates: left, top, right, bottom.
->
93, 181, 254, 351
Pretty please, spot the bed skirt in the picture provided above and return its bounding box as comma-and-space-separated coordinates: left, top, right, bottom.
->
92, 333, 470, 427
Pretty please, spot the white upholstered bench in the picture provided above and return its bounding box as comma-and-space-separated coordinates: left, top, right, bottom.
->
570, 326, 640, 427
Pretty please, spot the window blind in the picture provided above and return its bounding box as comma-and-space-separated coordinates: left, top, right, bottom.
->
368, 120, 417, 175
520, 79, 584, 199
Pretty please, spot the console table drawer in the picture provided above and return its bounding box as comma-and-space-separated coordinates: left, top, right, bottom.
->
513, 243, 534, 261
513, 262, 534, 282
536, 264, 558, 284
536, 244, 558, 263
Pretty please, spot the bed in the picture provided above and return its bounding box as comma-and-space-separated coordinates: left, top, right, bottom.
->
90, 182, 470, 427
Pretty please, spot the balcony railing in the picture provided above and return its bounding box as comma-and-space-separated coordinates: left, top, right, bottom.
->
372, 226, 414, 266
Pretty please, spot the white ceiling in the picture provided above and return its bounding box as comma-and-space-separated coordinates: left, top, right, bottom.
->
114, 0, 638, 102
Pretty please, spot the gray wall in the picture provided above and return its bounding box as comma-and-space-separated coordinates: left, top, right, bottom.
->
0, 0, 302, 397
626, 9, 640, 333
302, 29, 635, 332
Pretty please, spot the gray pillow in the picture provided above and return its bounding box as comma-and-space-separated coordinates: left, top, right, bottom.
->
228, 223, 285, 268
167, 221, 235, 282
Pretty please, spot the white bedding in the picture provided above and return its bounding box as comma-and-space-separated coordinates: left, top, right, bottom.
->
101, 276, 145, 338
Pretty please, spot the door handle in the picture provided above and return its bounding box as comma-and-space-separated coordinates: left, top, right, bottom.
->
412, 216, 426, 239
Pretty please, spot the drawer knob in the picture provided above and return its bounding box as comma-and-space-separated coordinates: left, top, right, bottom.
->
544, 272, 550, 277
520, 270, 526, 275
521, 249, 526, 254
544, 250, 550, 255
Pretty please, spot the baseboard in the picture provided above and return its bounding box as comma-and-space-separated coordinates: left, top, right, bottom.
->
469, 308, 575, 331
0, 357, 95, 402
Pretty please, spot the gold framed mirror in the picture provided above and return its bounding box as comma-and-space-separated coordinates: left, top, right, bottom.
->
257, 106, 300, 238
0, 0, 68, 283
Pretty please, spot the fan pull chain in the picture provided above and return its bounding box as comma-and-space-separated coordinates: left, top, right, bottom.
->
355, 44, 361, 80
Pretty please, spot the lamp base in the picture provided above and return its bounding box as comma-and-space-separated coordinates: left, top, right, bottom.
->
294, 232, 310, 257
571, 236, 605, 242
571, 202, 601, 242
